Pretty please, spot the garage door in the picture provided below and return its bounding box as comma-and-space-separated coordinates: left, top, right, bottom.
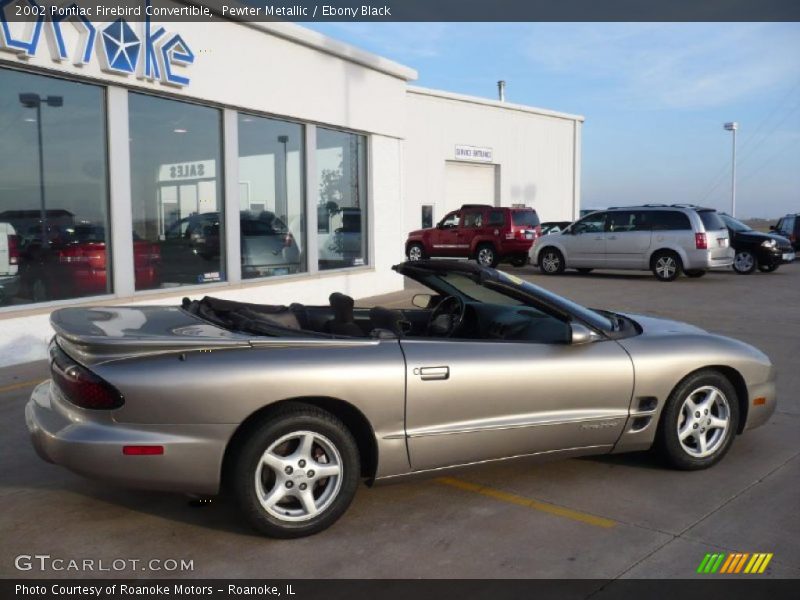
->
444, 161, 497, 214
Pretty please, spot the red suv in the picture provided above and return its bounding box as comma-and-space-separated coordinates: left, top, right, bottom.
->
406, 204, 541, 267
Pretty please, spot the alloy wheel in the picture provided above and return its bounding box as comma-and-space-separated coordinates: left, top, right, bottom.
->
655, 255, 677, 279
734, 251, 755, 273
477, 247, 495, 266
541, 252, 561, 273
676, 386, 730, 458
254, 430, 343, 522
408, 245, 423, 261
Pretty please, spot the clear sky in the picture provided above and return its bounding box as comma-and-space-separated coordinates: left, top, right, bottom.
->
306, 23, 800, 219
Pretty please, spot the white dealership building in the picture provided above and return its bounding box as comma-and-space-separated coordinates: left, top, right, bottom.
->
0, 1, 583, 365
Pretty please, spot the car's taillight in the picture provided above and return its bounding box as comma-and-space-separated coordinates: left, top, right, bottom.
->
50, 342, 124, 410
7, 234, 19, 265
695, 233, 708, 250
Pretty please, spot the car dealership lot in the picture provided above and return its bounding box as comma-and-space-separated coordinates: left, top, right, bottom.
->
1, 264, 798, 580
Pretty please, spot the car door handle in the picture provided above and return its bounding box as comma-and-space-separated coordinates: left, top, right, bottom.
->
416, 366, 450, 381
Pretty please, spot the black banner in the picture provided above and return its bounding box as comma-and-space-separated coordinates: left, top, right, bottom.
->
1, 0, 799, 23
3, 580, 800, 600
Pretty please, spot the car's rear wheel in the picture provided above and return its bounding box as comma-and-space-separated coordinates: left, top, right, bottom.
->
655, 370, 739, 470
733, 250, 757, 274
406, 243, 425, 261
539, 247, 565, 275
232, 405, 360, 538
651, 251, 682, 281
684, 269, 706, 278
758, 263, 778, 273
475, 244, 498, 268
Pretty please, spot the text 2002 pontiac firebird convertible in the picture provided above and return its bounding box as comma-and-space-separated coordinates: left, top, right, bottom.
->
26, 260, 776, 538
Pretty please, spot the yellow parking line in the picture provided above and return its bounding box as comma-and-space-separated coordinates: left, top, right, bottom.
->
437, 476, 617, 529
0, 380, 43, 395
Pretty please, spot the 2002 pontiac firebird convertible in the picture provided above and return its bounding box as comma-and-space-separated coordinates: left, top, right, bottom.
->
26, 260, 776, 538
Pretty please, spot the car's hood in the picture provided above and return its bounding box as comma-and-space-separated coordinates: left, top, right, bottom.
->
735, 230, 793, 248
621, 313, 707, 336
407, 228, 430, 237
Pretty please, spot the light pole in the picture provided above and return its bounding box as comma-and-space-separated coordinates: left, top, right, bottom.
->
19, 93, 63, 245
723, 122, 737, 217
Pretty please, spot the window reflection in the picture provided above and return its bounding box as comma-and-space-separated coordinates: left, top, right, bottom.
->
238, 114, 305, 278
0, 68, 109, 305
316, 128, 367, 270
129, 93, 224, 290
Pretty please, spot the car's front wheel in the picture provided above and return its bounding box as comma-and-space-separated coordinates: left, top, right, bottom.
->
733, 250, 757, 274
539, 247, 565, 275
232, 405, 360, 538
655, 370, 739, 470
406, 243, 425, 261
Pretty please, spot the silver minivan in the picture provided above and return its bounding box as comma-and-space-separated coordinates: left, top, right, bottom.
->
531, 205, 734, 281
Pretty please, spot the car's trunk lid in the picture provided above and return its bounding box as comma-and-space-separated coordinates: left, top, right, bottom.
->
51, 306, 251, 365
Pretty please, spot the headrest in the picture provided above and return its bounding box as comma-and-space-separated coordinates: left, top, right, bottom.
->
329, 293, 355, 322
369, 307, 408, 336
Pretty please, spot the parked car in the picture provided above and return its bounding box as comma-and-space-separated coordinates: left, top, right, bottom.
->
241, 211, 301, 278
406, 204, 541, 267
531, 205, 734, 281
541, 221, 572, 235
0, 222, 20, 304
19, 223, 160, 301
158, 213, 222, 286
719, 214, 795, 274
28, 260, 775, 538
771, 213, 799, 251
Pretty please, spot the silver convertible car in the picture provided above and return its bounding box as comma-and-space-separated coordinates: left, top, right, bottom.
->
26, 261, 776, 538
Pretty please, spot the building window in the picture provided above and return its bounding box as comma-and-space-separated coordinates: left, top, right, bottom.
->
316, 128, 367, 270
0, 67, 109, 306
129, 93, 224, 290
421, 205, 433, 229
238, 114, 305, 279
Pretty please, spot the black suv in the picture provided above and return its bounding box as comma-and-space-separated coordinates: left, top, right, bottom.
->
720, 214, 795, 274
771, 213, 799, 251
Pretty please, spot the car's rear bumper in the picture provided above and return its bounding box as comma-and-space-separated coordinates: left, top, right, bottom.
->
26, 381, 231, 495
498, 240, 534, 255
684, 249, 734, 270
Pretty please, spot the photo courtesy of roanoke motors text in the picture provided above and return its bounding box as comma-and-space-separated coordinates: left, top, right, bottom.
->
0, 0, 799, 598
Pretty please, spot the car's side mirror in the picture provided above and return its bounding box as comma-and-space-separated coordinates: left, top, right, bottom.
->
570, 322, 601, 345
436, 222, 445, 229
412, 293, 433, 309
769, 225, 777, 231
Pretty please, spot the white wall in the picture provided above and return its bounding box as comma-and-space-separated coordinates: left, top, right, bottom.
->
403, 88, 583, 234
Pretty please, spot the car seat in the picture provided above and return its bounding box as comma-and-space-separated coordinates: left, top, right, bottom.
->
325, 293, 364, 337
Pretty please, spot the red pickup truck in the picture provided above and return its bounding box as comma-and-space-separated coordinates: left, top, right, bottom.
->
406, 204, 541, 267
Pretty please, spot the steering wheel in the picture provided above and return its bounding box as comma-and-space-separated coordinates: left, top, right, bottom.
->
426, 295, 466, 337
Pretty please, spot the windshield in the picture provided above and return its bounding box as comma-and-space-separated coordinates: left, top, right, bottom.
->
414, 268, 615, 332
720, 214, 751, 232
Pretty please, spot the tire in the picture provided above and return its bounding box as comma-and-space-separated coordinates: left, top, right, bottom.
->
575, 268, 593, 274
758, 263, 778, 273
510, 255, 528, 268
539, 247, 565, 275
475, 244, 498, 268
733, 250, 757, 274
31, 278, 48, 303
406, 243, 426, 262
655, 370, 740, 470
231, 404, 360, 538
651, 251, 682, 282
684, 270, 706, 278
